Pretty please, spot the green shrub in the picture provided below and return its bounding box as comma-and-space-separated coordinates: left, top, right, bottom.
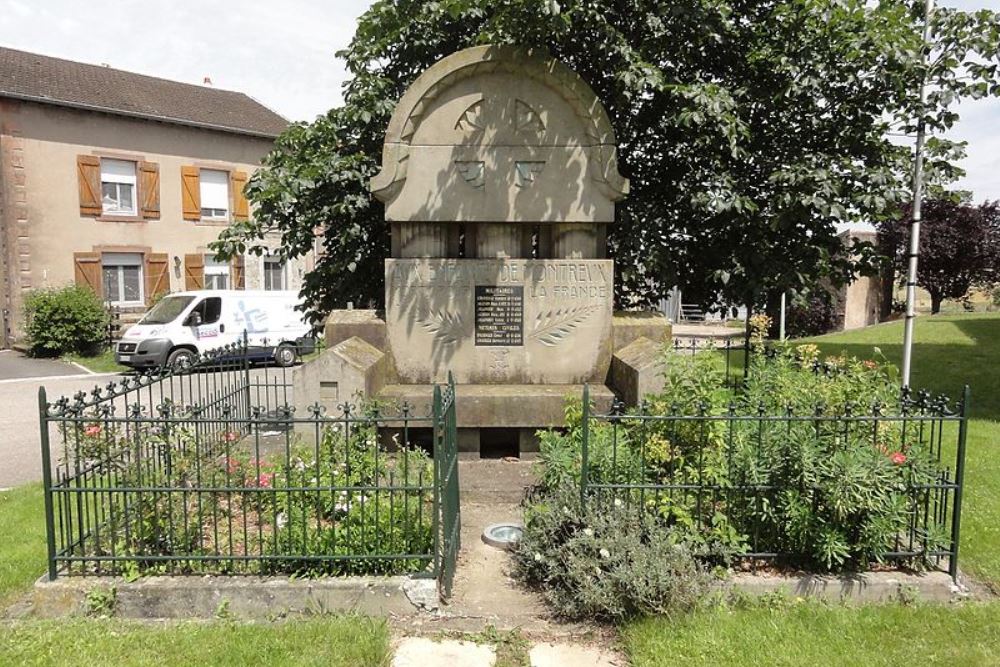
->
530, 343, 948, 577
24, 285, 108, 356
513, 484, 714, 621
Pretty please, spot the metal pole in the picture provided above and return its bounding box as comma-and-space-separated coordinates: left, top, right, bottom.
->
902, 0, 935, 389
779, 292, 786, 341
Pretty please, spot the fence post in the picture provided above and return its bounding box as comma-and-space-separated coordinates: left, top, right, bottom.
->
432, 383, 442, 580
580, 383, 590, 513
949, 384, 970, 582
38, 387, 58, 581
242, 330, 251, 421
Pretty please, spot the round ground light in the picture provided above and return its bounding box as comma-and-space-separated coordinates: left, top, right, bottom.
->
481, 522, 523, 551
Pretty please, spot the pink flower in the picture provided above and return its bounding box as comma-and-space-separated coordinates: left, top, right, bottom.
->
256, 473, 274, 488
223, 431, 239, 443
84, 424, 101, 437
225, 458, 240, 474
890, 452, 907, 465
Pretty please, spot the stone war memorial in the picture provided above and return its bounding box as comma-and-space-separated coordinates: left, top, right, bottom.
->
296, 45, 671, 455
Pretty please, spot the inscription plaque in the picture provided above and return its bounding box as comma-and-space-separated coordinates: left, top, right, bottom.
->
475, 285, 524, 346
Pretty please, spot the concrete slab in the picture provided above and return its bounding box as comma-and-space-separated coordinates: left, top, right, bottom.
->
32, 575, 425, 619
530, 643, 624, 667
721, 570, 964, 603
393, 637, 495, 667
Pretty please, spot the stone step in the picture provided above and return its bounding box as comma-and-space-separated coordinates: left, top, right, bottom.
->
377, 383, 614, 428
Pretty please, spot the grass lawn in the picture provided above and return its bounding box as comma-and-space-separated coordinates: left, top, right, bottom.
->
0, 484, 46, 606
62, 349, 128, 374
0, 617, 391, 667
625, 602, 1000, 666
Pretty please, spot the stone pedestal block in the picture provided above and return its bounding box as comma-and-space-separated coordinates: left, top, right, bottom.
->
324, 310, 387, 352
291, 336, 386, 415
609, 336, 666, 407
611, 311, 671, 353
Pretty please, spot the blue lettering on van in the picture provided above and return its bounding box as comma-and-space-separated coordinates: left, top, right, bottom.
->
236, 300, 269, 333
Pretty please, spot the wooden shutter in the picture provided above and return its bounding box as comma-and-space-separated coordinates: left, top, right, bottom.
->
139, 162, 160, 219
145, 253, 169, 302
184, 253, 204, 290
181, 166, 201, 220
231, 171, 249, 222
74, 252, 102, 296
231, 254, 245, 290
77, 156, 102, 216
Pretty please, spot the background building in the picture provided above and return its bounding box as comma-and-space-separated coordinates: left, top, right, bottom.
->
0, 47, 309, 347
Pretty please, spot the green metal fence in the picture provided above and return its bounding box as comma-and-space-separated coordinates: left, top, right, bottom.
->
39, 341, 461, 597
579, 383, 969, 580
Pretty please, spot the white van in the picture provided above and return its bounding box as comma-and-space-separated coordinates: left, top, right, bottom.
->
114, 290, 316, 369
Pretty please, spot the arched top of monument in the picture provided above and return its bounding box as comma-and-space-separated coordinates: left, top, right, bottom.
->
371, 45, 629, 222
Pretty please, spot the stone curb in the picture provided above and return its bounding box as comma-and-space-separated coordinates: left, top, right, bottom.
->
31, 574, 434, 619
29, 569, 965, 620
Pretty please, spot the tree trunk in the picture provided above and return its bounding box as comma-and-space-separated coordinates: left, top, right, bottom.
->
930, 293, 943, 314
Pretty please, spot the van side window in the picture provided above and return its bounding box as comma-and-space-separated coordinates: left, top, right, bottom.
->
192, 297, 222, 325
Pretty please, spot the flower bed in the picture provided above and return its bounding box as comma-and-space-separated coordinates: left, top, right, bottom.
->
514, 338, 967, 619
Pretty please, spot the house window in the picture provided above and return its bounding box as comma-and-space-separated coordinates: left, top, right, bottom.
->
199, 169, 229, 220
263, 255, 286, 291
204, 255, 230, 290
102, 253, 144, 305
101, 159, 137, 215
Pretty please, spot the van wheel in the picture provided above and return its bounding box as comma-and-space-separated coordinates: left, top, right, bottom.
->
274, 343, 297, 368
167, 348, 196, 369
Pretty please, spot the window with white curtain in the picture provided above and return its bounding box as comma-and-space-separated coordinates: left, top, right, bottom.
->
199, 169, 229, 220
102, 252, 144, 305
101, 159, 137, 215
204, 255, 230, 290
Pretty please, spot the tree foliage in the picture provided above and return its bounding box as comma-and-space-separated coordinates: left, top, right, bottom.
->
879, 197, 1000, 314
211, 0, 1000, 324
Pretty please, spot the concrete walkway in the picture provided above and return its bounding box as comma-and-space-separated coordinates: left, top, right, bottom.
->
392, 637, 623, 666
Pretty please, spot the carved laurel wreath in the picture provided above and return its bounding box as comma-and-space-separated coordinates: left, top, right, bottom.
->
529, 305, 599, 347
419, 310, 465, 346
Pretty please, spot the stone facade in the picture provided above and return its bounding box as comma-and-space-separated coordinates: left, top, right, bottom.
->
0, 97, 311, 346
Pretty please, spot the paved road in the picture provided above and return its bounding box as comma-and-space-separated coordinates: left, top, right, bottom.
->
0, 351, 122, 488
0, 349, 84, 379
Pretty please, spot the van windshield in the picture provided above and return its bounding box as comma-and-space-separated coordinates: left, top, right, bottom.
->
140, 296, 196, 325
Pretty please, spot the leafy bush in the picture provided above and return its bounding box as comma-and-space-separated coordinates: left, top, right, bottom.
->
785, 288, 840, 338
24, 285, 108, 356
513, 484, 714, 621
527, 343, 948, 576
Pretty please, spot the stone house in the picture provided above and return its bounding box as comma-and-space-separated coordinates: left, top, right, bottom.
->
0, 47, 310, 347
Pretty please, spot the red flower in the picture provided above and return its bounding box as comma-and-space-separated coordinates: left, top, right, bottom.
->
890, 452, 907, 465
83, 424, 101, 437
256, 473, 274, 488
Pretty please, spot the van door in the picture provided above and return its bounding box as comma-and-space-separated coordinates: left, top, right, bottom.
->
185, 296, 225, 352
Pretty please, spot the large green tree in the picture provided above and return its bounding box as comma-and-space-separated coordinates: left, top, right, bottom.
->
212, 0, 1000, 325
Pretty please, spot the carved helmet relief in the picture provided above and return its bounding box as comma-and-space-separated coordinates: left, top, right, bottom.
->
371, 45, 628, 223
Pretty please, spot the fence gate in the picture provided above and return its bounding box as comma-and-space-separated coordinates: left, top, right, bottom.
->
433, 373, 461, 599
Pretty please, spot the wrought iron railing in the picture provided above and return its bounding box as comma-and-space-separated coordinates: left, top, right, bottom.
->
39, 342, 460, 596
579, 383, 969, 580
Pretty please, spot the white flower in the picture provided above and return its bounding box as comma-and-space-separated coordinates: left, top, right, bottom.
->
599, 548, 611, 559
594, 566, 602, 576
534, 552, 543, 562
613, 498, 623, 508
583, 528, 594, 537
276, 512, 288, 529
